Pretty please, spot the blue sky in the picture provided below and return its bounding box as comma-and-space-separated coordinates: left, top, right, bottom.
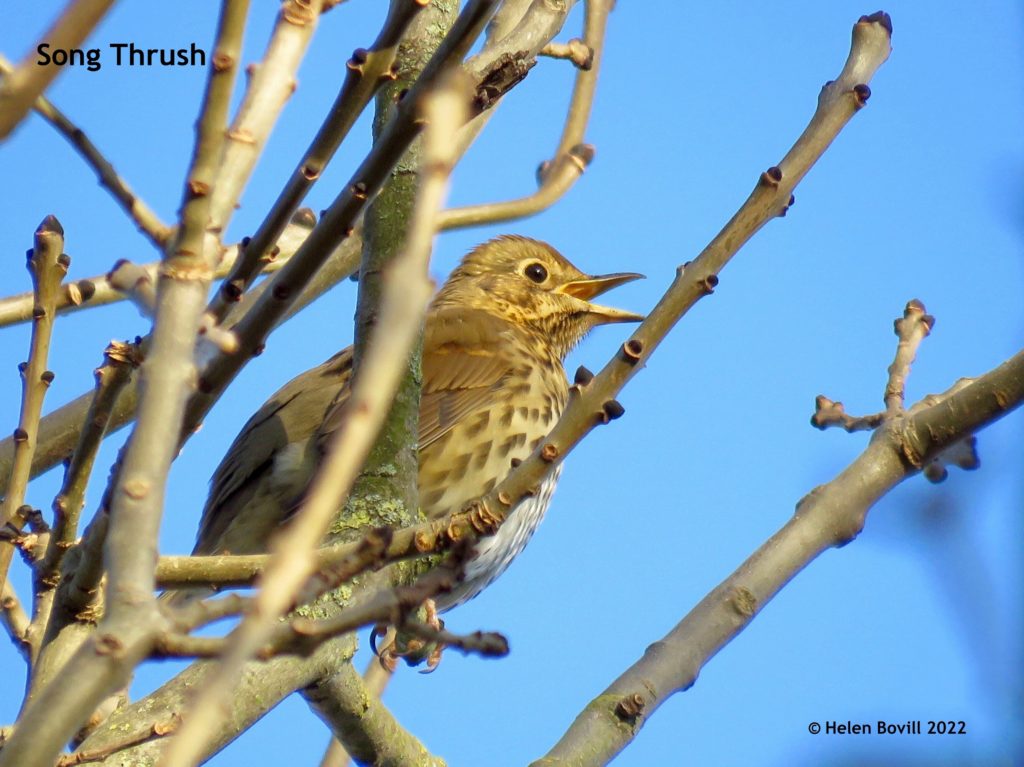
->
1, 2, 1022, 765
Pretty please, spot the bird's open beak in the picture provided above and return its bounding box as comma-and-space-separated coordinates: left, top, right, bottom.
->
556, 272, 645, 323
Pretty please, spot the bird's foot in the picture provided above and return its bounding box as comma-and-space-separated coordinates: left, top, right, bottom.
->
370, 599, 446, 672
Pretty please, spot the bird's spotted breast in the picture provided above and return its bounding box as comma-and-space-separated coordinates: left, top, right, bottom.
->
420, 351, 568, 609
440, 469, 562, 610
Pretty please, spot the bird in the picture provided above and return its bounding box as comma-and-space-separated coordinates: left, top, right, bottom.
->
174, 235, 642, 612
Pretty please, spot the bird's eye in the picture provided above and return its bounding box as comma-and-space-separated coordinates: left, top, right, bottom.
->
524, 262, 548, 284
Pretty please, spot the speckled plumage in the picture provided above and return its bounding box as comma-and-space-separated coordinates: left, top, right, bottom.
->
185, 236, 642, 610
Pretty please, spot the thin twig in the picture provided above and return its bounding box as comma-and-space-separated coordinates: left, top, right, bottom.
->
153, 556, 463, 662
0, 0, 117, 139
0, 54, 171, 246
1, 580, 31, 662
163, 593, 250, 633
28, 341, 137, 673
397, 617, 508, 659
438, 0, 609, 229
810, 395, 885, 432
207, 0, 424, 322
0, 210, 315, 329
53, 717, 182, 767
0, 216, 68, 602
539, 38, 593, 69
155, 534, 390, 587
158, 67, 470, 767
100, 0, 249, 604
884, 299, 934, 414
0, 0, 325, 325
284, 561, 463, 657
418, 11, 893, 566
106, 262, 157, 317
812, 299, 936, 430
204, 0, 324, 254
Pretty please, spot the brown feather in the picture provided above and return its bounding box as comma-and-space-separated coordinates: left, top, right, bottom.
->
196, 349, 353, 552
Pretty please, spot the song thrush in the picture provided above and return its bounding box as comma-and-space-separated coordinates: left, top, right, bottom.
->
184, 235, 642, 609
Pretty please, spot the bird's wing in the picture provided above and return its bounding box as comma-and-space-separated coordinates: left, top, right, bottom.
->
196, 348, 353, 551
418, 308, 520, 449
314, 308, 519, 454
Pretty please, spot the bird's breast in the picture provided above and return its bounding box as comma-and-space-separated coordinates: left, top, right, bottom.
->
418, 371, 566, 519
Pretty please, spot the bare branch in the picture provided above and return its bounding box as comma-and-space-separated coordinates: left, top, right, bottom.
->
0, 2, 589, 761
70, 633, 358, 765
271, 10, 896, 584
397, 617, 509, 660
539, 38, 593, 69
207, 0, 425, 322
105, 261, 157, 318
0, 214, 343, 496
885, 298, 935, 415
0, 216, 68, 602
205, 0, 325, 239
534, 342, 1024, 766
813, 299, 936, 430
438, 0, 609, 229
0, 54, 171, 246
0, 211, 316, 329
0, 0, 117, 140
306, 663, 444, 767
28, 342, 137, 681
0, 0, 577, 494
1, 580, 31, 662
152, 559, 463, 661
164, 593, 250, 634
315, 658, 394, 767
810, 394, 885, 432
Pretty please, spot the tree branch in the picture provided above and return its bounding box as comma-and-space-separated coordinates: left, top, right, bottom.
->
207, 0, 425, 323
316, 656, 394, 767
533, 330, 1022, 766
1, 580, 31, 662
27, 341, 138, 691
73, 635, 359, 765
203, 0, 324, 252
0, 6, 590, 762
0, 54, 171, 246
0, 216, 68, 604
438, 0, 609, 229
0, 212, 315, 329
208, 11, 895, 596
306, 662, 445, 767
0, 0, 117, 140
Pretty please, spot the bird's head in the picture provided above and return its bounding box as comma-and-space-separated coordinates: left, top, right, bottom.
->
433, 236, 644, 359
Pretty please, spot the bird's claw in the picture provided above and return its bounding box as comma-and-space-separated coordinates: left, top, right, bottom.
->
370, 600, 447, 672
